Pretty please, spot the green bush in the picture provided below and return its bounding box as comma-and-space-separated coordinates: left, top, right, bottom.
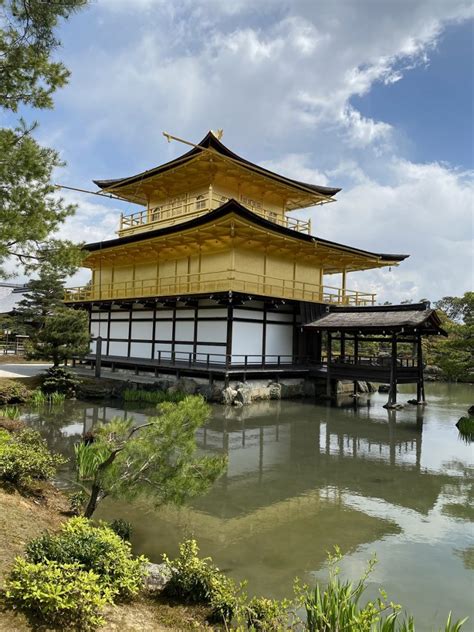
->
456, 417, 474, 443
25, 517, 148, 600
162, 538, 239, 623
0, 428, 65, 487
0, 378, 30, 404
41, 366, 80, 397
246, 596, 289, 631
108, 518, 132, 542
4, 558, 111, 630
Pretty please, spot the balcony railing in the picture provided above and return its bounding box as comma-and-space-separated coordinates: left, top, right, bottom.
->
118, 192, 311, 235
64, 269, 376, 306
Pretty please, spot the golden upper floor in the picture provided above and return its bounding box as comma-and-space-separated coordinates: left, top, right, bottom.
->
93, 131, 340, 237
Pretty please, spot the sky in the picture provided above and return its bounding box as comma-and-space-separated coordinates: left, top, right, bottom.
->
10, 0, 474, 303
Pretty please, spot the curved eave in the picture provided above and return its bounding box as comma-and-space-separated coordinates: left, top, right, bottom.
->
93, 132, 341, 201
83, 199, 408, 266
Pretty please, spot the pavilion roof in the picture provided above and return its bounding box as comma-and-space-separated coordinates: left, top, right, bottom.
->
93, 131, 340, 208
305, 304, 447, 336
82, 199, 408, 272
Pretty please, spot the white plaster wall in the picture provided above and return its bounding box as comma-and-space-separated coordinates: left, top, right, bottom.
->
130, 342, 152, 358
131, 321, 153, 339
195, 344, 226, 363
131, 310, 153, 319
176, 309, 195, 319
155, 310, 174, 319
197, 307, 228, 318
234, 308, 261, 320
90, 321, 108, 338
197, 320, 227, 343
109, 322, 129, 339
155, 321, 173, 340
175, 320, 194, 341
266, 311, 293, 322
155, 342, 172, 359
232, 321, 263, 361
108, 341, 128, 357
110, 311, 129, 320
265, 323, 293, 358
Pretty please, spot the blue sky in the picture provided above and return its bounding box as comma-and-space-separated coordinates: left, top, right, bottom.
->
6, 0, 473, 303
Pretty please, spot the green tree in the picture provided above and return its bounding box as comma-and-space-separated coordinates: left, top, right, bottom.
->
1, 0, 86, 112
27, 307, 90, 367
1, 0, 87, 275
14, 265, 66, 332
428, 292, 474, 382
74, 396, 227, 518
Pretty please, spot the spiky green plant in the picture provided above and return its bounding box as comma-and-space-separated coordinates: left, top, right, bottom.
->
0, 406, 20, 420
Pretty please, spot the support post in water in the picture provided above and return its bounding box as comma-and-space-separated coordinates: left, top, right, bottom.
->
95, 336, 102, 378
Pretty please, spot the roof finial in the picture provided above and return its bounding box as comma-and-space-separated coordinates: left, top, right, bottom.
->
211, 129, 224, 140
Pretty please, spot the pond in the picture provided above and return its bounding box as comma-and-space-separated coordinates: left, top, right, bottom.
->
20, 382, 473, 630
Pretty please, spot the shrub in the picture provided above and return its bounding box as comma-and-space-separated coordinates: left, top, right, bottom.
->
0, 428, 65, 487
0, 416, 25, 433
246, 596, 289, 631
162, 539, 239, 623
25, 517, 148, 600
108, 518, 132, 542
0, 378, 30, 404
456, 417, 474, 443
41, 366, 80, 397
5, 558, 111, 630
68, 489, 88, 516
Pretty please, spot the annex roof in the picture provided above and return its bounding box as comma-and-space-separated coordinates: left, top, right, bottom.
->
82, 199, 408, 272
305, 303, 446, 336
93, 132, 340, 208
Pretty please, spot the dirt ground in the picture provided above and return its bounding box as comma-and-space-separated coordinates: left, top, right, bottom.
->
0, 486, 214, 631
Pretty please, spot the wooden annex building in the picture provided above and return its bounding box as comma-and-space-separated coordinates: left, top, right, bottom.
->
65, 131, 445, 401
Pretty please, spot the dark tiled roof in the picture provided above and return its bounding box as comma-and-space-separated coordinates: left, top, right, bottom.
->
94, 131, 341, 198
83, 199, 409, 265
305, 306, 446, 335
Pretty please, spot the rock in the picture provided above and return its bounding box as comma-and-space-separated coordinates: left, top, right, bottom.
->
336, 381, 354, 394
176, 377, 198, 395
468, 405, 474, 417
367, 382, 378, 393
198, 383, 222, 402
424, 365, 443, 381
222, 386, 237, 405
234, 386, 253, 405
383, 403, 404, 410
356, 381, 369, 393
280, 382, 304, 398
233, 399, 244, 408
144, 562, 171, 593
268, 382, 282, 400
378, 384, 390, 393
407, 399, 419, 405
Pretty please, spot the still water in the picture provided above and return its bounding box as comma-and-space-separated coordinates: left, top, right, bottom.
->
22, 383, 473, 630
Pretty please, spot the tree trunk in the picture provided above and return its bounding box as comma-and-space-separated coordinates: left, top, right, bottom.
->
83, 483, 101, 518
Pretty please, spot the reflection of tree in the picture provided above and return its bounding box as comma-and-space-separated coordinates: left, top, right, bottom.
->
455, 546, 474, 571
440, 461, 474, 522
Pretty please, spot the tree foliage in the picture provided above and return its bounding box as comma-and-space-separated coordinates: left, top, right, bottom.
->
0, 123, 84, 275
0, 0, 86, 112
428, 292, 474, 382
14, 264, 66, 331
26, 306, 90, 366
1, 0, 87, 275
75, 396, 227, 518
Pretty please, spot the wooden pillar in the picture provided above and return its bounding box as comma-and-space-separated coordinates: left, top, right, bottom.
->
388, 333, 397, 406
95, 336, 102, 378
416, 334, 426, 404
341, 269, 347, 303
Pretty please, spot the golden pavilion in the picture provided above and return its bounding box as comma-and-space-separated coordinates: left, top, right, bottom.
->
65, 131, 412, 377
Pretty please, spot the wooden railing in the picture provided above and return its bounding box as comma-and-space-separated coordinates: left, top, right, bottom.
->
118, 192, 311, 235
331, 355, 419, 368
64, 269, 376, 306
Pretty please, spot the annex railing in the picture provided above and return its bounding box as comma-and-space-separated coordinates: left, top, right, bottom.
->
64, 269, 376, 306
118, 191, 311, 235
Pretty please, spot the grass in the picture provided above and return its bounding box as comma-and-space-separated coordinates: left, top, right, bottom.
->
30, 390, 66, 406
0, 406, 20, 420
122, 388, 187, 404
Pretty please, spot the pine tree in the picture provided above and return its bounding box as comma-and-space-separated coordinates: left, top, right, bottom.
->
14, 267, 66, 333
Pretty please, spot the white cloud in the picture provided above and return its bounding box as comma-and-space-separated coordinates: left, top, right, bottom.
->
42, 0, 473, 303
